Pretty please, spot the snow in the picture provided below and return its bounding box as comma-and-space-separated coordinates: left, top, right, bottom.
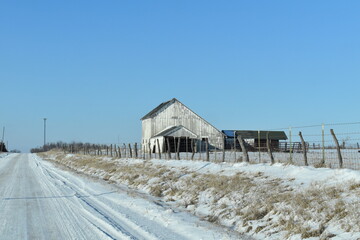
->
39, 151, 360, 239
0, 153, 246, 240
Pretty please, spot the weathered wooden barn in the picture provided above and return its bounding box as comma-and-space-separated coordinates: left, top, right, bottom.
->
141, 98, 224, 153
222, 130, 288, 151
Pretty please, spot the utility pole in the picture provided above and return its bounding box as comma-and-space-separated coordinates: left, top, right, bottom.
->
43, 118, 47, 150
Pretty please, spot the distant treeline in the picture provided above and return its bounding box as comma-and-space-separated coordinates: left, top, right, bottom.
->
30, 141, 109, 153
0, 142, 8, 152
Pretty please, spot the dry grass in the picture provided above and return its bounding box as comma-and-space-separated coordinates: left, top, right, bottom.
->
39, 150, 360, 239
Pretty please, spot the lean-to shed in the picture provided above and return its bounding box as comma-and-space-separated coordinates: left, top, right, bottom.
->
222, 130, 288, 151
141, 98, 224, 153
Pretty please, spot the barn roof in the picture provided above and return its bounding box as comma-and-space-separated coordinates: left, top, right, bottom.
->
140, 98, 225, 136
140, 98, 176, 120
222, 130, 288, 140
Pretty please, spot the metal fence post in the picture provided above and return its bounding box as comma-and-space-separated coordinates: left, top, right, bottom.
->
321, 123, 325, 166
233, 131, 236, 162
258, 130, 261, 163
289, 127, 293, 163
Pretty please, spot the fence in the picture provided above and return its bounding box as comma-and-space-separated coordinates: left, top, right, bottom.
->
61, 122, 360, 171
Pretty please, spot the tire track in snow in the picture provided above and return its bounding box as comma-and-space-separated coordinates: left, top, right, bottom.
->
37, 159, 141, 240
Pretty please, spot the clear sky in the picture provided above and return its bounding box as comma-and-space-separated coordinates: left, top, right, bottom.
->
1, 1, 360, 152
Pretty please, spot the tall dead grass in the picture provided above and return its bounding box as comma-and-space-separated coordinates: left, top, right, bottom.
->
39, 151, 360, 239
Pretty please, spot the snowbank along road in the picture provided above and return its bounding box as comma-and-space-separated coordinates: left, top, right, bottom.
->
0, 153, 246, 240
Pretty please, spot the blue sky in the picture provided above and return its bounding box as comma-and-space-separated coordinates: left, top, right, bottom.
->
1, 1, 360, 152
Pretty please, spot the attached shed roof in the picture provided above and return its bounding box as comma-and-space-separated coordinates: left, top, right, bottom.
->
222, 130, 288, 140
153, 125, 198, 138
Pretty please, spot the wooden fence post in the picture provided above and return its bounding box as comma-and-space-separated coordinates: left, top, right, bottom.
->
266, 132, 275, 164
167, 138, 171, 159
205, 138, 210, 161
176, 138, 180, 160
148, 142, 151, 159
134, 143, 138, 158
118, 146, 122, 159
128, 144, 132, 158
186, 137, 188, 160
191, 139, 195, 160
299, 131, 308, 166
157, 139, 161, 159
237, 135, 249, 162
330, 129, 343, 168
123, 144, 127, 158
222, 136, 226, 162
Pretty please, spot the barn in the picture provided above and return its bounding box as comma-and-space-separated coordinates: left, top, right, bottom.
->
141, 98, 224, 153
222, 130, 288, 151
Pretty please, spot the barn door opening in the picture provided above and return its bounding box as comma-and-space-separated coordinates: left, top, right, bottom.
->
164, 137, 194, 152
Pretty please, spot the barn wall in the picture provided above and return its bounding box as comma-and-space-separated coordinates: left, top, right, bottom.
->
142, 100, 224, 150
142, 119, 152, 140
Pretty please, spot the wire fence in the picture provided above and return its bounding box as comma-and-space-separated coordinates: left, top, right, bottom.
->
58, 122, 360, 171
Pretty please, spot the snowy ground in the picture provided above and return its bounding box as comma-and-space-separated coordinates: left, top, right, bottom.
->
39, 150, 360, 240
0, 153, 246, 240
135, 149, 360, 170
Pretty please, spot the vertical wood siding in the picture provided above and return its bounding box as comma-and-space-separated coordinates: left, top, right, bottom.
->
142, 101, 224, 149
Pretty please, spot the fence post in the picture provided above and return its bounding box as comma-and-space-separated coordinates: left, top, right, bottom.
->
321, 123, 325, 166
176, 138, 180, 160
191, 139, 195, 160
330, 129, 343, 168
237, 135, 249, 162
186, 137, 188, 160
118, 146, 122, 158
167, 138, 171, 159
222, 136, 225, 162
299, 131, 308, 166
123, 144, 127, 158
147, 142, 151, 159
233, 131, 236, 162
205, 138, 209, 161
258, 130, 261, 163
134, 143, 138, 158
128, 144, 132, 158
156, 139, 161, 159
289, 127, 293, 164
266, 132, 274, 164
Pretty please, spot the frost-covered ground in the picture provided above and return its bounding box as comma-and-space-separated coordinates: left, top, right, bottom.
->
0, 153, 245, 240
39, 150, 360, 240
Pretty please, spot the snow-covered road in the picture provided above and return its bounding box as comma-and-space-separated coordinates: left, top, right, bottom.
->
0, 154, 245, 240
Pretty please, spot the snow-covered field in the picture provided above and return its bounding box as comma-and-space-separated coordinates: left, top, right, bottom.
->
0, 153, 245, 240
39, 150, 360, 240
